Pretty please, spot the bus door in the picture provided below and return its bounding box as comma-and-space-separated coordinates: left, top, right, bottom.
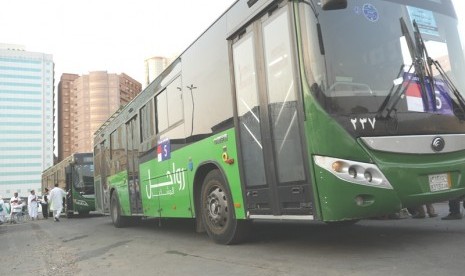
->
126, 116, 143, 214
232, 4, 312, 217
65, 164, 73, 212
94, 142, 105, 213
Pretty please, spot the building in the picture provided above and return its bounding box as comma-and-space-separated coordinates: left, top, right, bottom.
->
58, 71, 141, 161
144, 56, 171, 86
57, 73, 79, 161
0, 43, 54, 196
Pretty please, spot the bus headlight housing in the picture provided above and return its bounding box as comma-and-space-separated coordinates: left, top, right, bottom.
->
314, 156, 393, 189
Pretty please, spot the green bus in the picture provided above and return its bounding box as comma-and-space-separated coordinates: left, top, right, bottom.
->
93, 0, 465, 244
42, 153, 95, 216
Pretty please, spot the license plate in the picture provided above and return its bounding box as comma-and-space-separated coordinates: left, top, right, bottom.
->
428, 173, 451, 192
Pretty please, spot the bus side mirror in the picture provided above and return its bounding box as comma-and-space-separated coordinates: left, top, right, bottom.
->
321, 0, 347, 10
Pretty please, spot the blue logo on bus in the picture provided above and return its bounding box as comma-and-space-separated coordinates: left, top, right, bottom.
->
363, 3, 379, 22
157, 139, 171, 162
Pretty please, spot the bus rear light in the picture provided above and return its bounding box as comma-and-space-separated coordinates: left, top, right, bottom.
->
314, 155, 393, 190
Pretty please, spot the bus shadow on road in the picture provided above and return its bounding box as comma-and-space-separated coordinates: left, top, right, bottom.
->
95, 214, 464, 248
245, 218, 464, 249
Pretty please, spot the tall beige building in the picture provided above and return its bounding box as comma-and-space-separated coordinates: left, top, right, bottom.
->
58, 71, 141, 162
144, 56, 171, 86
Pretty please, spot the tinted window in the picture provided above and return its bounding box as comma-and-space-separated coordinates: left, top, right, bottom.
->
155, 90, 168, 133
155, 76, 183, 133
167, 77, 183, 125
140, 99, 155, 142
94, 145, 101, 176
110, 126, 126, 174
233, 33, 267, 187
263, 9, 305, 183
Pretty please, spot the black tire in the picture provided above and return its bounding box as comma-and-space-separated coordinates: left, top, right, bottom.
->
200, 169, 249, 244
110, 192, 128, 228
129, 216, 142, 226
65, 204, 74, 218
78, 210, 90, 217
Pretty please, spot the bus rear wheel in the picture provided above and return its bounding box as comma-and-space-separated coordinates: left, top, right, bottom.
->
200, 169, 248, 244
110, 192, 127, 228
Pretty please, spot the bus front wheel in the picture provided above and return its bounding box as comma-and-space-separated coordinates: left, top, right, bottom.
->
200, 169, 248, 244
110, 192, 127, 228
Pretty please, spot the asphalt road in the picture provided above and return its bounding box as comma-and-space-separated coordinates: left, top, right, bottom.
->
1, 202, 464, 276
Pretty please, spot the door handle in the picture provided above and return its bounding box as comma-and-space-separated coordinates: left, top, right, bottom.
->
291, 187, 302, 194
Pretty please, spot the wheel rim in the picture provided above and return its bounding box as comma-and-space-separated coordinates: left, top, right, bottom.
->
205, 186, 229, 230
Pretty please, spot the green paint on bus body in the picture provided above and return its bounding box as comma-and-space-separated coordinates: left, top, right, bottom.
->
70, 189, 95, 213
108, 170, 130, 215
300, 64, 465, 221
107, 128, 247, 220
361, 145, 465, 206
291, 2, 465, 222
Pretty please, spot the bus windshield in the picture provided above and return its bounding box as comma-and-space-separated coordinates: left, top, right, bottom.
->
73, 164, 95, 194
303, 0, 465, 137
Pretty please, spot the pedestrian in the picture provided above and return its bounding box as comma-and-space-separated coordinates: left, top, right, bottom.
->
411, 203, 438, 218
0, 195, 6, 225
40, 188, 49, 219
442, 198, 465, 220
9, 192, 22, 224
49, 183, 66, 222
28, 190, 39, 220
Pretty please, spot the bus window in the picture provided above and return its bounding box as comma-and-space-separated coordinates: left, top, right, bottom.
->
167, 76, 183, 125
155, 76, 183, 133
140, 99, 155, 142
110, 126, 127, 174
155, 90, 169, 133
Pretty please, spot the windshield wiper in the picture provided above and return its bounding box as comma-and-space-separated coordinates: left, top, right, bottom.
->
379, 17, 465, 120
377, 18, 422, 119
377, 64, 413, 119
412, 21, 465, 119
429, 59, 465, 119
407, 18, 432, 112
412, 20, 438, 111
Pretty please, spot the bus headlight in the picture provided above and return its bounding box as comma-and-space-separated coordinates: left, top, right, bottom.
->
314, 155, 393, 189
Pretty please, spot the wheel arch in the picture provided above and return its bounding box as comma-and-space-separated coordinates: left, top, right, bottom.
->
193, 161, 230, 233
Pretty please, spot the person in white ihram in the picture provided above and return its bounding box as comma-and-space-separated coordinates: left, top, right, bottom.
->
27, 190, 39, 220
9, 192, 22, 224
0, 195, 6, 224
49, 183, 67, 222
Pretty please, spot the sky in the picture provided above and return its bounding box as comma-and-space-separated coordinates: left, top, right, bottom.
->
1, 0, 464, 86
1, 0, 237, 85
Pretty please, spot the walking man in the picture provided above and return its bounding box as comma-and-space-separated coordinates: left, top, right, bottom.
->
27, 190, 38, 220
49, 184, 66, 222
41, 188, 49, 219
